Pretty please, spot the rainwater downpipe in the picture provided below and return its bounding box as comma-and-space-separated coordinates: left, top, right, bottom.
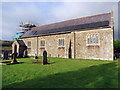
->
74, 32, 76, 58
37, 36, 38, 56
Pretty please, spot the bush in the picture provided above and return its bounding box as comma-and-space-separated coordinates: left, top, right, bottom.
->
114, 39, 120, 53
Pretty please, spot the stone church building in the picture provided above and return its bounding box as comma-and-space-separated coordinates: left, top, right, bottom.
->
12, 12, 114, 60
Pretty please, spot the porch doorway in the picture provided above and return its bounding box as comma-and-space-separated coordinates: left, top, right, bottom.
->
14, 45, 17, 53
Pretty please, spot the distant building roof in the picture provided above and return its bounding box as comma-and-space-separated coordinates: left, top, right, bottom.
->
21, 12, 112, 38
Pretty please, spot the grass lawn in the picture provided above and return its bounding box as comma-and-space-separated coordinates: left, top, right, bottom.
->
1, 57, 118, 88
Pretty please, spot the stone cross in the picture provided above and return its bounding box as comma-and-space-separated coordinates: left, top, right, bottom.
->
13, 52, 17, 63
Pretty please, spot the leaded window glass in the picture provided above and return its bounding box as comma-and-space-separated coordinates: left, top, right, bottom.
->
28, 41, 31, 46
87, 34, 99, 44
58, 39, 64, 46
40, 40, 45, 46
96, 35, 98, 43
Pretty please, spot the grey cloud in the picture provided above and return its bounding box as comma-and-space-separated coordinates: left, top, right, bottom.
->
1, 2, 118, 40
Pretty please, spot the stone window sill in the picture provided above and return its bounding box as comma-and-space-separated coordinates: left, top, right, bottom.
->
58, 47, 65, 49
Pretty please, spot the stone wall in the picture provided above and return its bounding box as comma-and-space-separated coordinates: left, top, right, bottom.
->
12, 40, 27, 57
20, 37, 38, 56
38, 33, 71, 58
20, 27, 114, 60
75, 27, 113, 60
20, 33, 72, 58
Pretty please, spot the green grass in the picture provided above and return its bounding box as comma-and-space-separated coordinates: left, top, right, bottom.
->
1, 57, 118, 88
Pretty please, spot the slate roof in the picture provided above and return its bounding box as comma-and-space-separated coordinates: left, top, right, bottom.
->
21, 12, 112, 38
17, 40, 26, 46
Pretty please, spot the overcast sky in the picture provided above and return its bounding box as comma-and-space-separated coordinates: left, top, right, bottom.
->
1, 2, 118, 41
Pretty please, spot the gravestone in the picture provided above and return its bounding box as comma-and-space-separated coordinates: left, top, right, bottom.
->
43, 50, 48, 65
34, 54, 38, 59
35, 56, 38, 59
3, 51, 8, 60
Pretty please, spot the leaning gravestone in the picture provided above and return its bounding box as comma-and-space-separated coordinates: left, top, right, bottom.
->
3, 51, 8, 60
43, 50, 48, 65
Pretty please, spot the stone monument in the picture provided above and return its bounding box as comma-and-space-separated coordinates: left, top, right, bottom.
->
13, 52, 18, 63
43, 50, 48, 65
3, 51, 8, 60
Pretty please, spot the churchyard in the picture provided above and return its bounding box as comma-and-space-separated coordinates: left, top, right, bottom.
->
1, 56, 118, 88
